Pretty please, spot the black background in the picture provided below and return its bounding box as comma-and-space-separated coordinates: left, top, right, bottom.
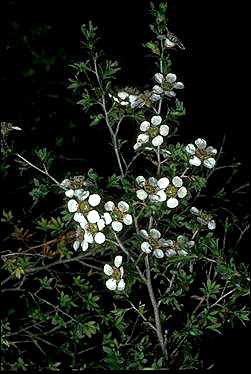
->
3, 0, 248, 170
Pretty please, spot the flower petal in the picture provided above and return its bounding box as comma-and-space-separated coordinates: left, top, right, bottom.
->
190, 206, 199, 215
120, 266, 124, 278
158, 177, 169, 189
177, 186, 187, 198
189, 156, 202, 167
118, 201, 129, 212
73, 240, 80, 251
74, 213, 87, 226
172, 176, 183, 187
152, 85, 163, 94
68, 199, 78, 213
152, 135, 163, 147
136, 176, 146, 187
106, 278, 117, 291
74, 189, 89, 200
203, 158, 216, 169
154, 73, 164, 84
149, 193, 160, 202
141, 242, 152, 253
104, 201, 115, 211
195, 138, 207, 149
159, 124, 169, 136
185, 144, 196, 155
153, 249, 164, 258
140, 121, 150, 132
164, 38, 175, 48
61, 179, 71, 188
136, 189, 148, 200
117, 279, 125, 291
123, 214, 133, 225
97, 218, 105, 231
104, 264, 113, 276
103, 212, 112, 225
114, 255, 123, 268
150, 229, 161, 239
88, 194, 101, 207
81, 240, 89, 251
174, 82, 184, 89
165, 73, 177, 83
167, 198, 178, 208
65, 189, 74, 198
118, 91, 129, 100
137, 133, 149, 143
94, 232, 106, 244
206, 146, 217, 155
156, 190, 167, 202
87, 210, 100, 223
166, 249, 176, 256
208, 220, 216, 230
148, 177, 158, 187
84, 232, 94, 243
112, 221, 123, 232
151, 115, 162, 126
140, 230, 149, 239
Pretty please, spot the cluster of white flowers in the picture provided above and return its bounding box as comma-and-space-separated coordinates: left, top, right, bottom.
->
104, 255, 125, 291
62, 178, 133, 252
190, 206, 216, 230
153, 73, 184, 98
185, 138, 217, 169
165, 235, 195, 257
134, 115, 169, 150
136, 175, 187, 208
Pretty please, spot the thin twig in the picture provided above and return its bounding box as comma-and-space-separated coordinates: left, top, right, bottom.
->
15, 153, 62, 187
145, 255, 167, 355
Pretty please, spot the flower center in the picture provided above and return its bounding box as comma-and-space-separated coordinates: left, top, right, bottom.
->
86, 223, 99, 235
144, 182, 157, 194
112, 267, 121, 281
162, 81, 173, 92
148, 127, 159, 137
112, 208, 124, 222
149, 238, 160, 249
79, 201, 90, 214
195, 148, 208, 160
165, 185, 177, 198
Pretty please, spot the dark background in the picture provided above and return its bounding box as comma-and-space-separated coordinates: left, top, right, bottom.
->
2, 0, 247, 172
2, 0, 249, 370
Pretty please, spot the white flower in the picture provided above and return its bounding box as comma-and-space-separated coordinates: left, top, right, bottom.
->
104, 200, 132, 232
104, 256, 125, 291
153, 72, 184, 98
157, 176, 187, 208
165, 235, 195, 257
74, 213, 107, 248
134, 115, 169, 150
67, 193, 102, 224
135, 176, 166, 203
190, 206, 216, 230
72, 226, 105, 251
131, 90, 161, 109
139, 229, 169, 258
185, 138, 217, 169
109, 91, 145, 110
